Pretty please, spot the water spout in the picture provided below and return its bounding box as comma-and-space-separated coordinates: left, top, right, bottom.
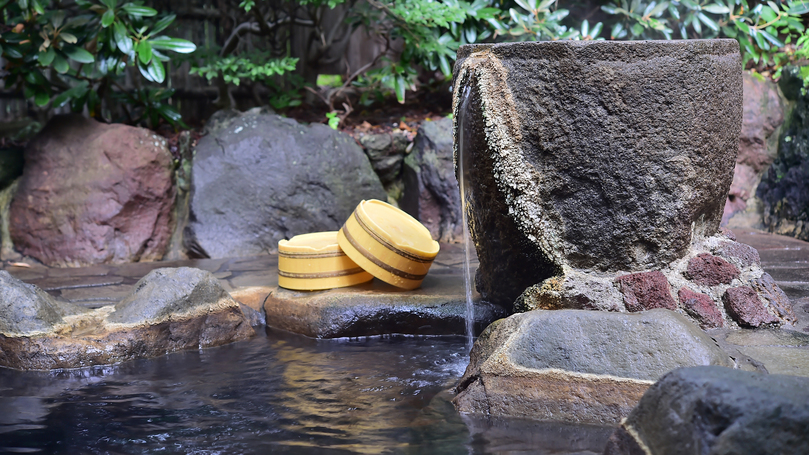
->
458, 84, 475, 353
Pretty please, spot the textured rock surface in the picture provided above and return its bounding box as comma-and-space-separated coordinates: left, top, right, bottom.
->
723, 286, 781, 327
453, 309, 733, 425
8, 114, 175, 266
758, 77, 809, 241
186, 108, 386, 258
0, 267, 253, 370
686, 253, 740, 286
264, 274, 505, 338
604, 366, 809, 455
359, 131, 408, 186
678, 288, 724, 329
722, 72, 786, 225
617, 271, 677, 312
401, 117, 463, 243
0, 270, 84, 336
452, 40, 742, 308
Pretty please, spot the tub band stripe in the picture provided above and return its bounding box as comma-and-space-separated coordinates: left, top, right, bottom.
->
352, 211, 433, 263
278, 267, 368, 279
341, 226, 428, 281
278, 250, 347, 259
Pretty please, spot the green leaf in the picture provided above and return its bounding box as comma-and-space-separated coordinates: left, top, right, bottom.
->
51, 10, 66, 28
122, 4, 157, 16
100, 0, 117, 9
151, 14, 175, 35
759, 28, 784, 47
513, 0, 531, 12
52, 82, 89, 109
60, 32, 78, 44
438, 53, 451, 76
394, 75, 406, 104
137, 40, 152, 64
138, 61, 155, 82
31, 0, 44, 14
38, 47, 56, 66
601, 4, 617, 14
63, 45, 95, 63
101, 8, 115, 27
697, 12, 719, 31
759, 5, 777, 22
3, 44, 22, 59
590, 22, 604, 38
148, 37, 197, 53
734, 19, 750, 34
156, 103, 182, 123
702, 3, 730, 13
788, 1, 809, 14
113, 21, 133, 54
647, 1, 669, 16
632, 23, 644, 35
146, 57, 165, 83
35, 91, 50, 107
52, 53, 69, 73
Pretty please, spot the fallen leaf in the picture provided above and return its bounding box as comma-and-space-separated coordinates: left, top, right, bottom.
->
8, 262, 32, 268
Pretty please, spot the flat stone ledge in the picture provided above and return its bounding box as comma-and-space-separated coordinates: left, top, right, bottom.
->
264, 274, 505, 338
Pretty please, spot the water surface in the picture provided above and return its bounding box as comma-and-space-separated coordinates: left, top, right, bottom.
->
0, 328, 613, 454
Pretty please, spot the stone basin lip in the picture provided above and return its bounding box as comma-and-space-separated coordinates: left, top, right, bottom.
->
456, 38, 741, 60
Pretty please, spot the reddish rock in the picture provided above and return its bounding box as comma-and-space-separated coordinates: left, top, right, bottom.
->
722, 72, 785, 224
678, 288, 723, 329
750, 272, 796, 323
617, 271, 676, 312
714, 241, 761, 268
686, 254, 740, 286
719, 227, 737, 241
722, 286, 780, 328
9, 115, 175, 266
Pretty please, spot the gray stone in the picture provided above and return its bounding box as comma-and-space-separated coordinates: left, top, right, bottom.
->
452, 40, 742, 308
0, 267, 254, 370
186, 109, 386, 258
401, 117, 463, 243
359, 132, 405, 185
108, 267, 233, 324
454, 309, 733, 425
0, 270, 82, 336
605, 366, 809, 455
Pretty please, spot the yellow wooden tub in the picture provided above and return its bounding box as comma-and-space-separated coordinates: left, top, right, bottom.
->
278, 231, 374, 291
337, 199, 439, 290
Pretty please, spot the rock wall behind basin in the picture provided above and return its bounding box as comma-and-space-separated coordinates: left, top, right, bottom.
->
453, 40, 742, 307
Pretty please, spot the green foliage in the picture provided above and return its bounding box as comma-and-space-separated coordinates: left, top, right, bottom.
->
190, 50, 298, 87
1, 0, 196, 127
325, 111, 340, 129
601, 0, 807, 70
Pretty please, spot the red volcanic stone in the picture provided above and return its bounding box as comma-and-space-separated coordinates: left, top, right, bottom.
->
722, 286, 780, 328
617, 271, 677, 312
678, 288, 724, 329
687, 254, 740, 286
750, 273, 795, 323
9, 115, 175, 267
714, 241, 761, 268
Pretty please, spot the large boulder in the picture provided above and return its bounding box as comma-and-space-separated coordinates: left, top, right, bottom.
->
454, 40, 761, 318
8, 114, 175, 266
454, 309, 733, 425
604, 366, 809, 455
453, 40, 743, 308
186, 108, 386, 258
757, 83, 809, 242
401, 117, 463, 243
722, 72, 786, 225
0, 267, 254, 370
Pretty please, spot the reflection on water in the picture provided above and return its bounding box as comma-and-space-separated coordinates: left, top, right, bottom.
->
0, 328, 613, 454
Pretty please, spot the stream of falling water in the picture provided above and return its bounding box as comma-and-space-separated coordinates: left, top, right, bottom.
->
458, 85, 475, 354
